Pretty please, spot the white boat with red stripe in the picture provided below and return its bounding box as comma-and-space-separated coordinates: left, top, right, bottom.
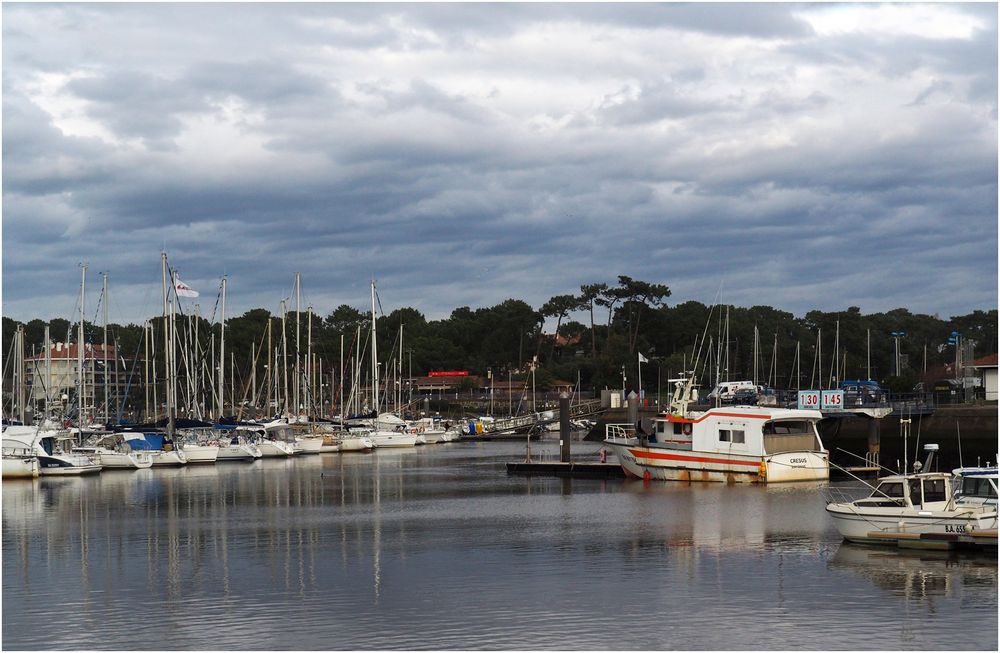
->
604, 374, 829, 483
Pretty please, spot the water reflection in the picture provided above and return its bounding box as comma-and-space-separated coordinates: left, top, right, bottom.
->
3, 442, 997, 650
829, 543, 999, 604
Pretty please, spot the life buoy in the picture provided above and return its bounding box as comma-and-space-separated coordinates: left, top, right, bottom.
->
682, 422, 692, 436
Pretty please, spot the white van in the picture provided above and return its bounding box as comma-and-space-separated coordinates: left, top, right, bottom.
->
707, 380, 757, 401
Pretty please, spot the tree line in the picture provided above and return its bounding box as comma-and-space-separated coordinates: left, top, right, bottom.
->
3, 275, 997, 412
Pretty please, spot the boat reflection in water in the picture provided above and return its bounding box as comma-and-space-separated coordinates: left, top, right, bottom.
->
2, 442, 997, 651
829, 543, 998, 604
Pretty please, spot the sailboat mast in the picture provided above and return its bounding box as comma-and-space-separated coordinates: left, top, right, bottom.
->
307, 303, 313, 419
78, 263, 87, 426
281, 300, 288, 417
218, 275, 226, 418
371, 281, 379, 418
168, 268, 178, 437
102, 271, 109, 423
294, 272, 301, 420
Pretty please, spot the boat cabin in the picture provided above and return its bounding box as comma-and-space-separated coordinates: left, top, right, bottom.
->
853, 473, 953, 510
650, 407, 825, 456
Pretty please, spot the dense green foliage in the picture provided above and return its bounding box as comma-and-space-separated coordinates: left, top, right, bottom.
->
4, 276, 997, 405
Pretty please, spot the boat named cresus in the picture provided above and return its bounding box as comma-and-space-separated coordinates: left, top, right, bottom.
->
603, 373, 829, 483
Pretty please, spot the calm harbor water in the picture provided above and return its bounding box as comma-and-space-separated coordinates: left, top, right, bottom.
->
3, 440, 997, 650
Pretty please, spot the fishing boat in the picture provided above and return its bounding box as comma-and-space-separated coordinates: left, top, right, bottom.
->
825, 445, 998, 549
603, 373, 829, 483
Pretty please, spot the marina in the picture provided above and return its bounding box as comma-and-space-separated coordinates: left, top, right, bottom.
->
2, 440, 997, 650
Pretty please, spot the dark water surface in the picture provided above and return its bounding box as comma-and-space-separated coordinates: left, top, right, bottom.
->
3, 441, 997, 650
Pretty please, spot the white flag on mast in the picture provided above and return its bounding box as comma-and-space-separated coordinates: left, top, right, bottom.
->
175, 277, 199, 298
638, 352, 649, 364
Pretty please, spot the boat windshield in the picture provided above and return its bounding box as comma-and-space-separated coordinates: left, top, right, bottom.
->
959, 476, 998, 501
871, 481, 904, 498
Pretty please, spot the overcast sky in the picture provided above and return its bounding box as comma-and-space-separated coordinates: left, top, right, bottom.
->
2, 2, 997, 328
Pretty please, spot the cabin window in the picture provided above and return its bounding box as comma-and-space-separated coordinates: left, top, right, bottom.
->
908, 480, 922, 503
657, 422, 667, 435
763, 421, 813, 435
674, 423, 683, 435
874, 482, 904, 498
719, 429, 744, 443
922, 479, 946, 503
961, 477, 998, 500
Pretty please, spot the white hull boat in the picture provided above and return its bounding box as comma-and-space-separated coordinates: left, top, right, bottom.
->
3, 427, 101, 476
78, 447, 152, 470
258, 440, 296, 457
216, 442, 261, 461
338, 434, 375, 452
371, 431, 418, 448
294, 436, 324, 454
182, 444, 219, 464
150, 449, 187, 466
826, 448, 998, 548
2, 454, 39, 479
604, 374, 829, 484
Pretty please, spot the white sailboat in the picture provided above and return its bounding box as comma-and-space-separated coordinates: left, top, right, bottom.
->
368, 281, 417, 448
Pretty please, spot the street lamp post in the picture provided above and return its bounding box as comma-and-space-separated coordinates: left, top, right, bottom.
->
890, 331, 907, 377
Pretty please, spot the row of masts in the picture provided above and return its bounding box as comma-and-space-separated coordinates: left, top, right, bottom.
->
4, 261, 416, 427
698, 311, 922, 392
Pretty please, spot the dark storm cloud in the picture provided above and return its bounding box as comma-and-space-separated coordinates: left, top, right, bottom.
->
1, 2, 996, 326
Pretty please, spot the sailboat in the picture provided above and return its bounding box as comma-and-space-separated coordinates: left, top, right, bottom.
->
368, 281, 417, 449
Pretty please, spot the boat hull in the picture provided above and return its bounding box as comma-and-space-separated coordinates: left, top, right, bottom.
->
826, 503, 999, 544
258, 441, 295, 457
295, 437, 324, 454
38, 455, 102, 475
338, 436, 375, 452
216, 443, 261, 461
605, 440, 829, 483
150, 450, 187, 466
372, 432, 418, 448
98, 451, 153, 469
2, 456, 39, 479
182, 445, 219, 464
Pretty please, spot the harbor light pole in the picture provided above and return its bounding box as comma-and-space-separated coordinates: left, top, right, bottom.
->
890, 331, 906, 377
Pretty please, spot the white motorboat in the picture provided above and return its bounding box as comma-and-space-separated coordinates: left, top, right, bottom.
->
603, 374, 829, 483
826, 446, 998, 548
2, 425, 102, 476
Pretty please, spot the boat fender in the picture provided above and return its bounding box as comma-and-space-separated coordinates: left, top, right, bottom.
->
682, 423, 692, 436
643, 469, 651, 482
758, 461, 767, 478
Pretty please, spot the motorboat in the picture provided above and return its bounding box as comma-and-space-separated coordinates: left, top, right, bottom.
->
603, 374, 829, 483
825, 445, 998, 549
1, 425, 102, 476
